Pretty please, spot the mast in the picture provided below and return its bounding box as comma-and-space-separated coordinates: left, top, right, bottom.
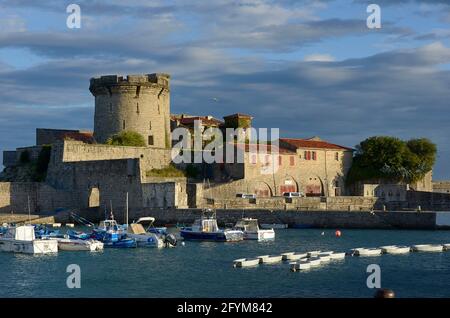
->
126, 192, 129, 225
27, 195, 31, 223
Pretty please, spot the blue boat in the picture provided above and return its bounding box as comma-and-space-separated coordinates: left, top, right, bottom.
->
91, 219, 137, 248
67, 229, 90, 240
34, 225, 62, 239
180, 210, 244, 242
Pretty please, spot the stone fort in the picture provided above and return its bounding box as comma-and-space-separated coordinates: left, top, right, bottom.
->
0, 73, 442, 220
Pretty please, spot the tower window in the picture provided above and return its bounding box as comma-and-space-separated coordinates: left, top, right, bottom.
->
123, 120, 126, 130
136, 103, 140, 114
335, 152, 339, 161
149, 121, 152, 130
148, 135, 154, 146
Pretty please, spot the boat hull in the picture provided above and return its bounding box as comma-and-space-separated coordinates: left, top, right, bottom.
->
0, 238, 58, 254
244, 229, 275, 241
57, 239, 104, 251
127, 233, 164, 248
180, 229, 244, 242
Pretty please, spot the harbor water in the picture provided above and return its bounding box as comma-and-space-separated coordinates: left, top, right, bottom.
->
1, 228, 449, 298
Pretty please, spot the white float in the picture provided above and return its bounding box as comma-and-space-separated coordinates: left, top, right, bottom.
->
284, 252, 308, 261
381, 246, 411, 254
259, 255, 283, 264
307, 250, 321, 258
354, 248, 382, 256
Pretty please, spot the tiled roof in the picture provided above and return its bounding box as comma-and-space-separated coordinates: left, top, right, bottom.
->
223, 113, 253, 119
235, 143, 295, 154
279, 138, 353, 151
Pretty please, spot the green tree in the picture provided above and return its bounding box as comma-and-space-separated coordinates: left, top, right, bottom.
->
106, 131, 146, 147
346, 136, 436, 185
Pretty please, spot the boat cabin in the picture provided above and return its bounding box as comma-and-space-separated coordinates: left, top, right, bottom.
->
192, 217, 219, 233
4, 226, 36, 241
98, 220, 120, 232
234, 218, 260, 232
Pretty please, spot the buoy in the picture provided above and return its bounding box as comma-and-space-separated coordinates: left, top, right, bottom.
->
321, 232, 325, 236
181, 242, 186, 246
335, 230, 342, 237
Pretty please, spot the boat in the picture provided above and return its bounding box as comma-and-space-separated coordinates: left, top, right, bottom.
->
260, 223, 288, 230
308, 257, 321, 266
258, 255, 282, 264
233, 258, 260, 268
67, 230, 90, 240
128, 217, 177, 248
290, 260, 311, 271
34, 225, 62, 239
233, 218, 275, 241
307, 250, 321, 258
55, 238, 104, 251
0, 225, 58, 254
91, 219, 137, 248
318, 253, 331, 262
354, 248, 382, 256
411, 244, 443, 252
381, 245, 411, 254
329, 252, 346, 260
282, 252, 308, 261
180, 210, 244, 242
443, 243, 450, 251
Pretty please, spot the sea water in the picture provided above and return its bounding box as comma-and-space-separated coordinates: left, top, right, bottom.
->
0, 229, 449, 298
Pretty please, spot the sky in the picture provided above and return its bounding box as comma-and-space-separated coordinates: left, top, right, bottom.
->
0, 0, 449, 179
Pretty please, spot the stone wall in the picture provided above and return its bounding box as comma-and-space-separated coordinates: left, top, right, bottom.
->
141, 181, 188, 209
132, 208, 440, 230
433, 181, 450, 194
36, 128, 80, 145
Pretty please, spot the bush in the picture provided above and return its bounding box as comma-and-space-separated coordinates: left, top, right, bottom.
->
146, 164, 186, 178
106, 131, 146, 147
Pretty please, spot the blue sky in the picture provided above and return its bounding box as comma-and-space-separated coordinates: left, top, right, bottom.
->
0, 0, 450, 179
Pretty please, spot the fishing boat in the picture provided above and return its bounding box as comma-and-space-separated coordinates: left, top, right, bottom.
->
0, 225, 58, 254
233, 218, 275, 241
180, 210, 244, 242
55, 237, 104, 251
411, 244, 443, 252
92, 219, 136, 248
233, 258, 260, 268
260, 223, 288, 230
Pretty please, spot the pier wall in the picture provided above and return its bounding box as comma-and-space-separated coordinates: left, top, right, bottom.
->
131, 208, 442, 230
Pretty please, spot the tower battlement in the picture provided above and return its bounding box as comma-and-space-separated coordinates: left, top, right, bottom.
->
90, 73, 170, 93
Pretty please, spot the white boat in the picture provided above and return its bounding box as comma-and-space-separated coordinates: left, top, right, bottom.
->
307, 250, 321, 258
260, 223, 288, 230
290, 260, 311, 271
283, 252, 308, 261
0, 225, 58, 254
233, 258, 260, 268
258, 255, 282, 264
354, 248, 382, 256
318, 253, 331, 262
381, 246, 411, 254
411, 244, 443, 252
52, 223, 62, 228
281, 252, 295, 260
65, 223, 75, 228
56, 238, 104, 251
329, 252, 346, 260
127, 217, 177, 248
234, 218, 275, 241
308, 257, 321, 266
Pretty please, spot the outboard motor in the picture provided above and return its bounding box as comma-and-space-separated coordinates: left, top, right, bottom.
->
164, 233, 177, 247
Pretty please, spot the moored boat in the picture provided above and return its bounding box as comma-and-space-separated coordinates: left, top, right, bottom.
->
329, 252, 346, 260
411, 244, 443, 252
55, 238, 104, 251
260, 223, 288, 230
180, 210, 244, 242
233, 258, 260, 268
283, 252, 308, 261
128, 217, 177, 248
0, 225, 58, 254
381, 245, 411, 254
290, 260, 311, 271
354, 248, 382, 256
258, 255, 282, 264
92, 219, 137, 248
308, 257, 321, 266
234, 218, 275, 241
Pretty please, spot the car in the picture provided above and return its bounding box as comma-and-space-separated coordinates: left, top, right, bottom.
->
283, 192, 305, 198
236, 193, 257, 199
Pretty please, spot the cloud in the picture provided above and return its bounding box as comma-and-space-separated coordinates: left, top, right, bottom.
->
304, 54, 335, 62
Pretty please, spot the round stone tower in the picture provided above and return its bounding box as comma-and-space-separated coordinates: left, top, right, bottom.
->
89, 73, 171, 148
